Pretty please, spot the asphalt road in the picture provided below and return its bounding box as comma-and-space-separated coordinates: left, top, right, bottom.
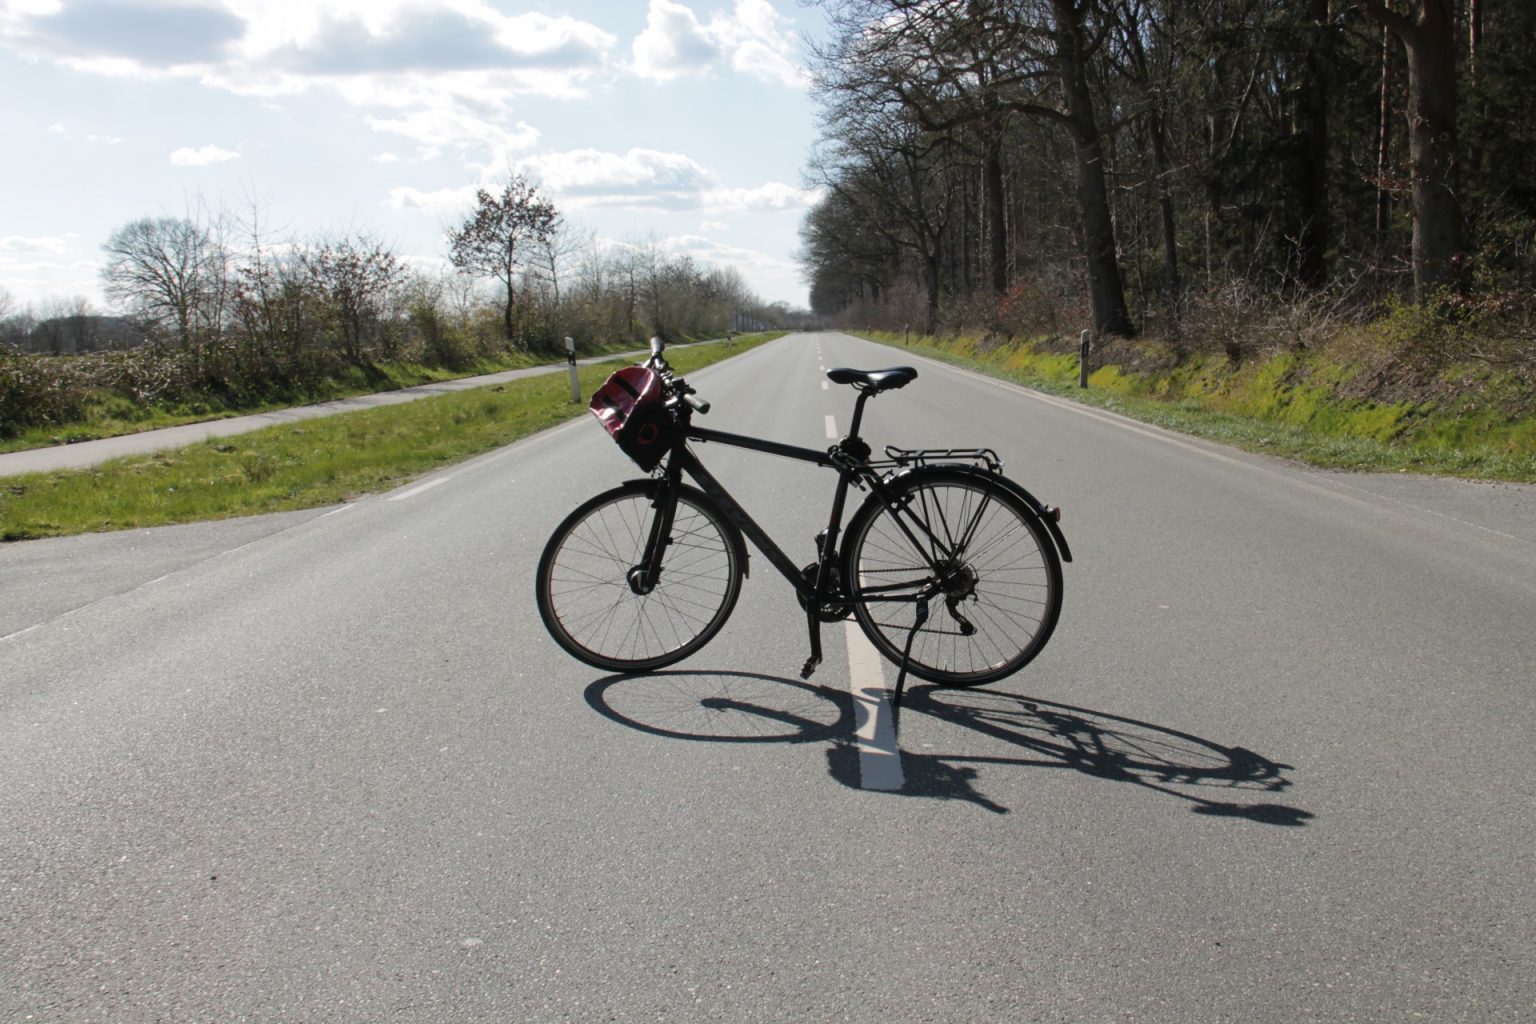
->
2, 332, 1533, 1022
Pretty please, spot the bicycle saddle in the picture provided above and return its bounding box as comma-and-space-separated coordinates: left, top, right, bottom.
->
826, 366, 918, 391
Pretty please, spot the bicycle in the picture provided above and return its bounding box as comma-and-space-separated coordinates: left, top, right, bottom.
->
535, 337, 1072, 704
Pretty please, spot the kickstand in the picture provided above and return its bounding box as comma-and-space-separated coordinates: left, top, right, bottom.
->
891, 597, 929, 719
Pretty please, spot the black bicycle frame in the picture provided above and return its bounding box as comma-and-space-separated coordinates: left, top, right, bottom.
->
674, 423, 874, 676
633, 378, 971, 679
673, 424, 849, 595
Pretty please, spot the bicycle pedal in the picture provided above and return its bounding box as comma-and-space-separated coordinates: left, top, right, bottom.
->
800, 655, 821, 680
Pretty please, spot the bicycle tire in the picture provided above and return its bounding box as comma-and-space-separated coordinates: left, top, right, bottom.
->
536, 483, 744, 673
843, 467, 1062, 686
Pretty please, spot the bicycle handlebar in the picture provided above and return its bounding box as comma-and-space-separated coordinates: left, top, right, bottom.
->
646, 344, 710, 416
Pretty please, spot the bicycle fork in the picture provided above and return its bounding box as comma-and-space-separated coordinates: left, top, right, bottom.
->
632, 478, 679, 596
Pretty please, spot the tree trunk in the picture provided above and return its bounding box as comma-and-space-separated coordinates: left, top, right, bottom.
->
1296, 0, 1331, 290
1363, 0, 1465, 299
1052, 0, 1135, 337
1149, 114, 1180, 308
1375, 22, 1393, 254
1467, 0, 1482, 77
918, 240, 942, 336
983, 91, 1008, 299
1406, 1, 1463, 297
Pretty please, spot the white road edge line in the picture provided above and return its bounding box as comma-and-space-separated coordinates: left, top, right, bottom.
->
825, 415, 838, 439
388, 477, 451, 502
845, 622, 905, 791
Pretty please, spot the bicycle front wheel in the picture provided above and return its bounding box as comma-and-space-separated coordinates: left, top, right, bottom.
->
536, 483, 743, 673
844, 468, 1062, 686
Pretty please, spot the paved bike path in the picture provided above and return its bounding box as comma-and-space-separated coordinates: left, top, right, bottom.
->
0, 342, 708, 478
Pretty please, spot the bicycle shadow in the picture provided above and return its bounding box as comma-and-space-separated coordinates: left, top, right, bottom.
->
827, 684, 1312, 824
582, 671, 1310, 826
584, 671, 853, 744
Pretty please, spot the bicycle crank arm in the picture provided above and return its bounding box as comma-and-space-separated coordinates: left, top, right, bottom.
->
801, 604, 824, 679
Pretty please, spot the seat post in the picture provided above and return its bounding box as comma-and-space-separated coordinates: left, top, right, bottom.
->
846, 387, 875, 439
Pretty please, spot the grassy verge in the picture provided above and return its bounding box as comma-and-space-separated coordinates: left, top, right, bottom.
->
0, 334, 778, 541
0, 340, 669, 455
863, 331, 1536, 482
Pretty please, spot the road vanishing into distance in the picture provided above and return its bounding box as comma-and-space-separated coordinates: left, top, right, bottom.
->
3, 333, 1534, 1022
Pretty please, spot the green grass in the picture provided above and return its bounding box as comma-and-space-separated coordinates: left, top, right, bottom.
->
0, 342, 659, 455
863, 332, 1536, 482
0, 334, 778, 541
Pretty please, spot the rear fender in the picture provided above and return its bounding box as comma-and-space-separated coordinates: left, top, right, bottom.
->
873, 464, 1072, 565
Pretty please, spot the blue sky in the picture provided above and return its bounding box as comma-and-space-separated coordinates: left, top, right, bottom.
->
0, 0, 829, 315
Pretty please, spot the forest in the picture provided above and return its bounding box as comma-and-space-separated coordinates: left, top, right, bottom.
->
798, 0, 1535, 357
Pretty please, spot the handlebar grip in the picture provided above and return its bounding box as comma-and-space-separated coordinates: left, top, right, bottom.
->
683, 392, 710, 414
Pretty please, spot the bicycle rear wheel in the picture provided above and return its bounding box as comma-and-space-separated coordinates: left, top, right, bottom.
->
844, 468, 1062, 685
536, 483, 743, 673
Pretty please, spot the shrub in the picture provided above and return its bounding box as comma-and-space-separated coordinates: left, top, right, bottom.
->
0, 351, 90, 436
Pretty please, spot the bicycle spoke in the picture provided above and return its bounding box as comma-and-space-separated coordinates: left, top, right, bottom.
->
848, 472, 1062, 685
537, 488, 742, 672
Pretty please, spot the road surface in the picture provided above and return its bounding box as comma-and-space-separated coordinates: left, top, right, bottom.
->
3, 333, 1533, 1022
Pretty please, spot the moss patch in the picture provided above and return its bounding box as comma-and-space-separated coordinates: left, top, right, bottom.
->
860, 329, 1535, 482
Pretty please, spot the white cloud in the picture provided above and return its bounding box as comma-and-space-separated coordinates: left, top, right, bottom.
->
517, 148, 715, 210
2, 2, 618, 115
665, 232, 802, 290
367, 107, 539, 164
631, 0, 803, 87
386, 184, 478, 214
0, 235, 91, 306
703, 181, 819, 212
40, 122, 124, 145
15, 0, 246, 68
714, 0, 805, 87
169, 144, 239, 166
0, 234, 78, 256
240, 6, 616, 105
631, 0, 719, 81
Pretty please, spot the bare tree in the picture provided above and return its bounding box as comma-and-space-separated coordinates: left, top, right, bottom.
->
101, 216, 226, 346
810, 0, 1136, 336
0, 296, 37, 352
447, 175, 559, 344
299, 234, 407, 367
230, 198, 313, 382
531, 218, 591, 309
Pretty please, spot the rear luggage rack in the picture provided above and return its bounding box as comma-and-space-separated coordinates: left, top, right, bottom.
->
880, 446, 1004, 473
